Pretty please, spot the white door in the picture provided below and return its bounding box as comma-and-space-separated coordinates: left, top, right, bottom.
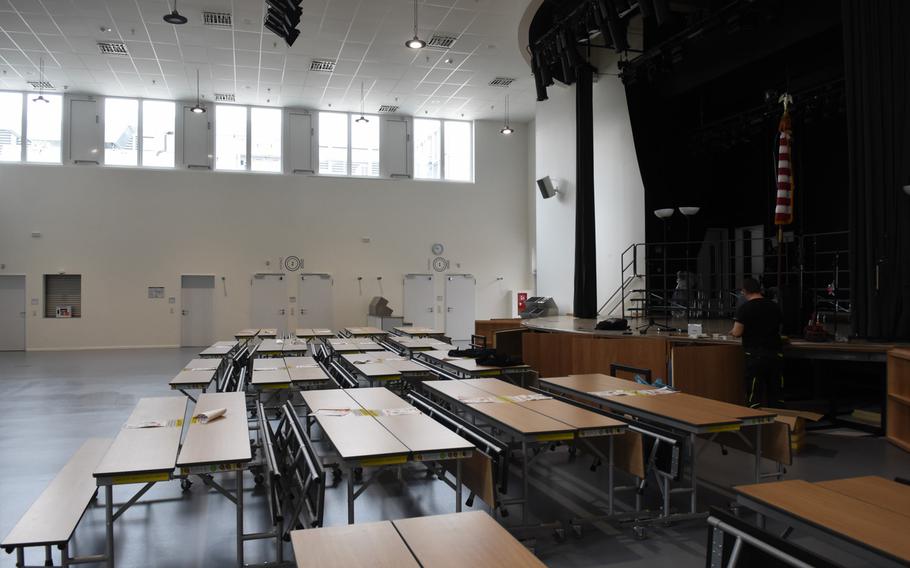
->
0, 276, 26, 351
445, 274, 475, 341
252, 274, 288, 335
297, 274, 333, 329
181, 275, 215, 347
404, 274, 435, 328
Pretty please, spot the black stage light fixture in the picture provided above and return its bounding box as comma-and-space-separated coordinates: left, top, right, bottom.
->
531, 49, 548, 102
538, 46, 554, 86
594, 0, 629, 52
555, 31, 576, 85
265, 0, 303, 47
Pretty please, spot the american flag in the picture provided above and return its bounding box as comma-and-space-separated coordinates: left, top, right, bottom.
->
775, 105, 794, 225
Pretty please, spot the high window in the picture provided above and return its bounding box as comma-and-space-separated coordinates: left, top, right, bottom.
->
414, 119, 473, 181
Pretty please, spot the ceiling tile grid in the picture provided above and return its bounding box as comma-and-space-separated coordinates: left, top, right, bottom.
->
0, 0, 535, 120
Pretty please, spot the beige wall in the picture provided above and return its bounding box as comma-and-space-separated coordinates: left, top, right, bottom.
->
0, 120, 532, 350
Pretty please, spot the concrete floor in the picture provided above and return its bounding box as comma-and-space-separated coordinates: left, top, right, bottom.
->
1, 348, 908, 568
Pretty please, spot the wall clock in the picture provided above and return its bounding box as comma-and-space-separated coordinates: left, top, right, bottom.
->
432, 257, 449, 272
431, 243, 445, 255
284, 256, 301, 271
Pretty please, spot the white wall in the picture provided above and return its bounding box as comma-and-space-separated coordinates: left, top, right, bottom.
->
0, 121, 532, 350
534, 54, 646, 316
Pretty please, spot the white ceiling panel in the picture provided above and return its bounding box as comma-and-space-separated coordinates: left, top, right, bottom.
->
0, 0, 537, 120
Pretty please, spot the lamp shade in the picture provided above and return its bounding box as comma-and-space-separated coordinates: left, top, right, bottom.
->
653, 208, 675, 219
903, 184, 910, 196
679, 206, 700, 216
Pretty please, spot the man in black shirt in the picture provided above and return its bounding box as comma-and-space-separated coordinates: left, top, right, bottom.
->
730, 277, 783, 407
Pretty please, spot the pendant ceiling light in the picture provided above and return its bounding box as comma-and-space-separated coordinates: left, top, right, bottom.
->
500, 94, 514, 135
32, 57, 49, 103
355, 81, 369, 123
190, 69, 206, 114
163, 0, 188, 25
405, 0, 426, 49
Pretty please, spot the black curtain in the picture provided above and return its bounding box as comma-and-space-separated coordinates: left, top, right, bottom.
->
843, 0, 910, 339
574, 66, 597, 318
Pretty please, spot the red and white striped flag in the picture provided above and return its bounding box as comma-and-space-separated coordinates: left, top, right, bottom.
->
775, 108, 794, 225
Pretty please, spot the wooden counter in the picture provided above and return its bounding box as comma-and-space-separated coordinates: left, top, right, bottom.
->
887, 348, 910, 452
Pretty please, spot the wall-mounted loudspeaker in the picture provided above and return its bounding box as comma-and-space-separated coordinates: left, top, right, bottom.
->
537, 176, 559, 199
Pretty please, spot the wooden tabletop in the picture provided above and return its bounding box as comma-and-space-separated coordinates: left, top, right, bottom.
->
182, 358, 221, 371
291, 521, 419, 568
282, 338, 310, 353
301, 390, 410, 461
199, 340, 238, 356
394, 326, 444, 336
421, 350, 528, 372
815, 476, 910, 519
345, 326, 389, 336
393, 512, 546, 568
94, 397, 187, 478
328, 338, 385, 352
177, 392, 251, 468
257, 339, 286, 353
285, 357, 329, 383
295, 328, 335, 338
542, 374, 743, 430
3, 438, 113, 547
423, 380, 577, 436
735, 479, 910, 563
346, 388, 472, 454
169, 368, 218, 387
459, 378, 626, 431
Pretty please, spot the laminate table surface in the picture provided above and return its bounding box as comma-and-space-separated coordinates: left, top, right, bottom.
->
258, 329, 278, 338
285, 357, 329, 383
815, 476, 910, 519
420, 350, 529, 373
170, 358, 220, 387
199, 341, 238, 357
394, 326, 445, 337
94, 397, 188, 478
735, 479, 910, 563
177, 392, 252, 468
235, 329, 259, 338
345, 326, 389, 336
295, 328, 335, 338
393, 511, 547, 568
290, 521, 419, 568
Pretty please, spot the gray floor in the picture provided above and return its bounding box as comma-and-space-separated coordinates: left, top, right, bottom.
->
1, 348, 908, 568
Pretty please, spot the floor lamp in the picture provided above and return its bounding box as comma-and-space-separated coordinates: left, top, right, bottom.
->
679, 206, 700, 321
640, 208, 676, 334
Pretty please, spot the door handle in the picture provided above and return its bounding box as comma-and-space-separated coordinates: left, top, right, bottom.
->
279, 309, 286, 315
19, 311, 26, 317
427, 307, 433, 312
181, 310, 188, 315
447, 307, 453, 312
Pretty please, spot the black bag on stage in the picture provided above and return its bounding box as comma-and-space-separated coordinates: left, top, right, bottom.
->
595, 318, 628, 331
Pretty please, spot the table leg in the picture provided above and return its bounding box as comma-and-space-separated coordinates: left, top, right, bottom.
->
456, 459, 463, 513
347, 468, 355, 524
754, 425, 762, 483
236, 470, 244, 567
105, 484, 114, 568
689, 432, 697, 514
608, 436, 615, 515
521, 440, 529, 523
15, 547, 23, 568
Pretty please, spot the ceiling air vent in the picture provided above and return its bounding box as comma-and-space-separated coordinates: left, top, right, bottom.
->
378, 105, 399, 113
27, 80, 54, 90
202, 11, 232, 27
309, 59, 336, 72
214, 92, 235, 102
489, 77, 515, 87
98, 41, 128, 56
427, 33, 457, 49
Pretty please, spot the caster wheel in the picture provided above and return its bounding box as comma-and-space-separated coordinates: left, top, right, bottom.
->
181, 479, 193, 492
571, 524, 582, 538
353, 468, 363, 483
633, 525, 647, 540
568, 447, 577, 458
282, 534, 291, 542
254, 474, 264, 486
553, 528, 566, 543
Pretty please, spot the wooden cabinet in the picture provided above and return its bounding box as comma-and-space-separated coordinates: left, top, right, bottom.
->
887, 348, 910, 453
475, 319, 523, 348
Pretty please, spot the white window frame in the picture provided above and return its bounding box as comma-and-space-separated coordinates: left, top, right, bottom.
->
250, 106, 283, 174
317, 111, 383, 179
25, 91, 65, 164
214, 104, 250, 172
413, 118, 474, 183
139, 98, 177, 169
0, 90, 27, 162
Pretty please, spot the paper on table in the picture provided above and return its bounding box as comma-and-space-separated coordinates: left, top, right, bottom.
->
125, 420, 165, 429
507, 394, 552, 403
381, 407, 421, 416
195, 407, 227, 423
459, 396, 499, 404
312, 408, 351, 417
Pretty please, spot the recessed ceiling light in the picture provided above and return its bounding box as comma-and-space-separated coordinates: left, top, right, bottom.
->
444, 58, 453, 64
100, 25, 112, 33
